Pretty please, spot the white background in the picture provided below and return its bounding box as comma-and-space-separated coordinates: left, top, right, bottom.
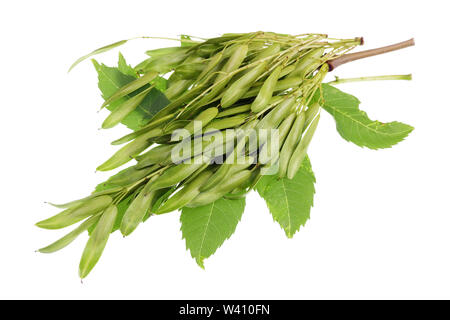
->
0, 0, 448, 299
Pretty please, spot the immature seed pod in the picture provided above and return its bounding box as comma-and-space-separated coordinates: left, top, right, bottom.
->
250, 65, 283, 113
243, 77, 302, 99
259, 113, 296, 165
182, 107, 219, 135
149, 156, 207, 191
196, 51, 224, 83
145, 46, 189, 58
38, 215, 101, 254
221, 62, 268, 108
47, 186, 123, 209
304, 103, 320, 129
106, 164, 159, 185
156, 171, 213, 214
36, 195, 113, 230
111, 114, 174, 146
287, 48, 325, 79
175, 62, 205, 79
199, 165, 232, 192
140, 51, 189, 74
195, 44, 220, 57
216, 104, 251, 118
287, 114, 320, 179
164, 79, 194, 101
187, 169, 253, 207
102, 87, 152, 129
120, 175, 160, 236
279, 64, 296, 78
204, 114, 247, 132
101, 71, 158, 108
257, 96, 297, 130
196, 44, 248, 106
248, 97, 297, 155
278, 111, 306, 178
79, 205, 118, 279
97, 128, 163, 171
248, 43, 280, 63
135, 144, 174, 168
163, 120, 191, 134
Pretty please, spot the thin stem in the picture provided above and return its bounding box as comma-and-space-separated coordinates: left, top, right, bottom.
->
327, 38, 415, 71
327, 74, 412, 85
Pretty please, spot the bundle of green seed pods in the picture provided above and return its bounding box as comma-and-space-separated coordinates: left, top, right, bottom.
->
37, 32, 366, 278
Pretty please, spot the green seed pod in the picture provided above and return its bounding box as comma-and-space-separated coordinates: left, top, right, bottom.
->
140, 51, 189, 74
176, 61, 205, 79
259, 113, 296, 165
101, 71, 158, 108
151, 82, 210, 122
243, 77, 302, 99
79, 205, 118, 279
47, 186, 123, 209
135, 144, 174, 168
102, 87, 152, 129
97, 128, 163, 171
187, 169, 253, 207
199, 165, 232, 192
164, 79, 194, 101
304, 102, 320, 129
251, 65, 283, 113
248, 97, 297, 155
36, 195, 113, 230
38, 215, 101, 254
111, 115, 173, 146
204, 156, 255, 193
196, 44, 248, 106
120, 175, 160, 236
278, 112, 306, 178
204, 114, 247, 132
156, 170, 213, 214
257, 96, 297, 130
221, 62, 268, 108
196, 51, 224, 83
287, 48, 325, 79
195, 44, 220, 57
182, 107, 219, 135
163, 120, 191, 134
248, 43, 280, 63
216, 104, 251, 118
287, 114, 320, 179
279, 64, 296, 78
149, 156, 207, 191
145, 46, 189, 58
106, 164, 159, 185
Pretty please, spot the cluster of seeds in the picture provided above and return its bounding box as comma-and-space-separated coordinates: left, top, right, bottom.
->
37, 32, 364, 278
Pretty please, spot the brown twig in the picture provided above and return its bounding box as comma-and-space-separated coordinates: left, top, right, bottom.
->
327, 38, 415, 71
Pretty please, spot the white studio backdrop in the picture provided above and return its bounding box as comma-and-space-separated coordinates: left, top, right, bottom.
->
0, 0, 449, 299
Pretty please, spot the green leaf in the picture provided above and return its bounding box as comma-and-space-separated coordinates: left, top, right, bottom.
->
318, 84, 414, 149
180, 35, 193, 47
180, 197, 246, 268
256, 156, 315, 238
118, 52, 138, 78
93, 60, 170, 130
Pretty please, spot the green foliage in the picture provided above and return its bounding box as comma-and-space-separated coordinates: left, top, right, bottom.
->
318, 84, 414, 149
93, 54, 170, 130
256, 156, 315, 238
180, 197, 246, 268
118, 52, 138, 77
